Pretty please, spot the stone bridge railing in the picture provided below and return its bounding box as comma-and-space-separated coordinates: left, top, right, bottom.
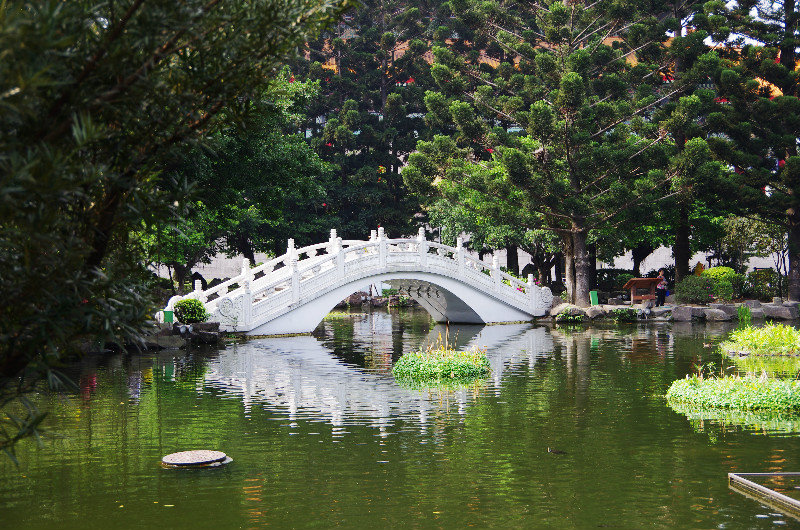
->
162, 227, 553, 332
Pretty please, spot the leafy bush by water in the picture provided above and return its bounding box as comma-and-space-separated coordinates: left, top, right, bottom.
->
393, 344, 490, 382
174, 298, 208, 323
674, 275, 715, 304
611, 308, 638, 322
720, 323, 800, 356
667, 375, 800, 412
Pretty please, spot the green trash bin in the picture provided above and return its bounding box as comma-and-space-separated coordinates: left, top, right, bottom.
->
589, 290, 599, 306
163, 310, 174, 323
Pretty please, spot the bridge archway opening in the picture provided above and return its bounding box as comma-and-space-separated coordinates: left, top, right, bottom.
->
249, 271, 533, 336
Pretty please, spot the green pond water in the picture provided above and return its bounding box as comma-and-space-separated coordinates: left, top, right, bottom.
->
3, 308, 800, 528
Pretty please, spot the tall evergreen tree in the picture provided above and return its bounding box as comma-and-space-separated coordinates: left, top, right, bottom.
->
701, 0, 800, 300
295, 0, 448, 238
404, 0, 685, 305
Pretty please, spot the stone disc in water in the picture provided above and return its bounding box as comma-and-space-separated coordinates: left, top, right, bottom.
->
161, 450, 227, 467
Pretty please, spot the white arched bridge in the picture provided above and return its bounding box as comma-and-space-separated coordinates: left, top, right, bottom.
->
163, 228, 554, 335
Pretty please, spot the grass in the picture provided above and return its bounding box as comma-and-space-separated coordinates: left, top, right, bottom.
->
392, 335, 489, 383
720, 323, 800, 356
666, 374, 800, 412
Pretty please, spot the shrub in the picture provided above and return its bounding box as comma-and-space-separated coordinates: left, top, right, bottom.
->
711, 279, 734, 301
703, 267, 743, 299
720, 323, 800, 356
173, 298, 209, 324
743, 269, 786, 301
702, 266, 737, 282
674, 276, 715, 304
555, 312, 586, 324
611, 308, 638, 322
392, 346, 490, 382
666, 375, 800, 412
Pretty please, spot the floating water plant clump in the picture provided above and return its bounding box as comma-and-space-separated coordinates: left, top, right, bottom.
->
668, 399, 800, 434
720, 323, 800, 356
392, 339, 489, 383
667, 375, 800, 412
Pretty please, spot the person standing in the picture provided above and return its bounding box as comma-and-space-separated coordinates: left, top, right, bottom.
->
655, 269, 667, 307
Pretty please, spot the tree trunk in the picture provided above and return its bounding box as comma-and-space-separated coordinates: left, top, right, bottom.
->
572, 230, 591, 307
506, 245, 519, 275
173, 263, 190, 295
789, 217, 800, 301
563, 235, 575, 305
587, 242, 597, 289
631, 242, 655, 276
674, 203, 691, 282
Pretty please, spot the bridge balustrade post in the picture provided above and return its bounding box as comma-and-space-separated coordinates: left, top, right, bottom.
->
241, 258, 252, 284
378, 227, 387, 268
193, 280, 206, 303
290, 256, 300, 304
287, 238, 296, 263
242, 278, 253, 329
327, 229, 337, 254
528, 273, 536, 308
492, 255, 501, 290
456, 236, 464, 276
418, 227, 428, 267
335, 239, 345, 279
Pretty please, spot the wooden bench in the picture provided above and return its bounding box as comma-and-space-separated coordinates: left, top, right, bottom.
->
622, 277, 662, 303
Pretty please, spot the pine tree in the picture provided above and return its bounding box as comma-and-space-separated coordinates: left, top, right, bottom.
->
701, 0, 800, 300
404, 0, 689, 305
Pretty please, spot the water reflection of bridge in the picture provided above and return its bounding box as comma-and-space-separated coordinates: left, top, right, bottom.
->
203, 322, 554, 429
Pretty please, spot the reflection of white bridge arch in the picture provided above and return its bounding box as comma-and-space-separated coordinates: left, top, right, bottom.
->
164, 228, 553, 335
203, 325, 554, 427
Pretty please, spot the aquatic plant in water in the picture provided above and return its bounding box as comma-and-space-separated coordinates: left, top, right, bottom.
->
737, 305, 752, 329
720, 323, 800, 356
392, 336, 489, 383
667, 399, 800, 434
667, 375, 800, 412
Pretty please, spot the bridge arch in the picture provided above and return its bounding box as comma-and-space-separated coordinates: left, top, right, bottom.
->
164, 228, 554, 335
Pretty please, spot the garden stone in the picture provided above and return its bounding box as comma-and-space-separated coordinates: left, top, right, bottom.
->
193, 331, 220, 344
549, 303, 570, 316
556, 304, 586, 316
585, 306, 605, 320
784, 301, 800, 309
710, 304, 738, 318
672, 306, 698, 322
652, 307, 671, 317
744, 300, 762, 308
704, 308, 732, 321
763, 304, 799, 320
193, 322, 220, 332
773, 297, 784, 305
151, 334, 186, 349
749, 308, 765, 319
665, 294, 676, 304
